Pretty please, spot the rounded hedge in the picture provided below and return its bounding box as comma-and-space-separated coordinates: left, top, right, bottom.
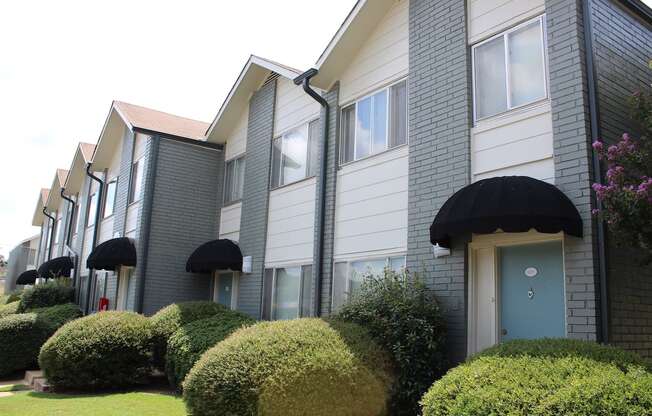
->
18, 280, 74, 312
0, 303, 81, 377
166, 311, 255, 388
39, 311, 154, 390
183, 318, 394, 416
0, 292, 21, 305
150, 301, 230, 369
0, 301, 20, 319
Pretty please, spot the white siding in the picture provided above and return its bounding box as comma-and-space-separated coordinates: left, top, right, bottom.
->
339, 0, 409, 105
98, 217, 114, 244
467, 0, 545, 43
133, 133, 148, 161
274, 77, 321, 137
334, 146, 408, 259
219, 202, 242, 242
471, 102, 554, 183
225, 108, 248, 161
265, 178, 316, 267
125, 203, 139, 234
81, 227, 94, 266
107, 138, 123, 180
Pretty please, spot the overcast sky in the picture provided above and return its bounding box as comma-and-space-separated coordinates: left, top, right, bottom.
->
0, 0, 355, 257
1, 1, 651, 258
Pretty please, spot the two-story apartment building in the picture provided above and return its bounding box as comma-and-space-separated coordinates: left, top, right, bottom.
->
5, 234, 40, 291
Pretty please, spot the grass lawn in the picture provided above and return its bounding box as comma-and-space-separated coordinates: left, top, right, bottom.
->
0, 391, 186, 416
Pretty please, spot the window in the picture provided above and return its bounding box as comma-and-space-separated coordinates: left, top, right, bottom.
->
340, 80, 407, 164
473, 15, 547, 120
271, 120, 319, 188
262, 265, 312, 320
70, 196, 80, 235
129, 160, 143, 204
224, 157, 245, 204
86, 192, 98, 227
103, 179, 117, 218
54, 216, 62, 244
332, 255, 406, 311
27, 248, 36, 265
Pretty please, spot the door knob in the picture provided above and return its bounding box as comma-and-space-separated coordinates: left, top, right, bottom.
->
501, 329, 507, 336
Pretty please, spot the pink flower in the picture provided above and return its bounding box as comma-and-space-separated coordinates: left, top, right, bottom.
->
592, 140, 604, 152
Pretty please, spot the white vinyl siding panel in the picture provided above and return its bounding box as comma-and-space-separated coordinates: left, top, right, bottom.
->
467, 0, 545, 43
334, 146, 408, 258
107, 139, 123, 180
274, 77, 321, 137
98, 216, 114, 244
225, 108, 248, 161
125, 203, 139, 234
471, 101, 554, 183
81, 227, 94, 267
339, 0, 409, 105
219, 202, 242, 242
265, 178, 316, 267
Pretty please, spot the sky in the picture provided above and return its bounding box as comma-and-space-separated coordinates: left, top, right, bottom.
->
0, 0, 355, 257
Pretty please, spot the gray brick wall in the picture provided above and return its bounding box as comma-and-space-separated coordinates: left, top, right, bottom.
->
237, 78, 276, 318
590, 0, 652, 357
546, 0, 599, 341
315, 83, 339, 316
140, 138, 222, 316
407, 0, 472, 363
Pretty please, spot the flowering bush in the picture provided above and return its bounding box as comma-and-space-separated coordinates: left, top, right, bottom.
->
592, 86, 652, 261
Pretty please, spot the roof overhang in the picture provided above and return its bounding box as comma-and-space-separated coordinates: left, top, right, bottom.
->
205, 55, 303, 143
44, 169, 69, 211
63, 142, 95, 195
31, 188, 49, 227
92, 104, 128, 171
310, 0, 395, 90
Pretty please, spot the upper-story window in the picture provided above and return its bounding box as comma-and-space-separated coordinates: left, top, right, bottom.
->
72, 196, 81, 235
271, 120, 319, 188
129, 160, 143, 204
86, 192, 98, 227
224, 157, 245, 204
473, 15, 547, 121
340, 79, 407, 164
54, 215, 62, 244
103, 179, 117, 218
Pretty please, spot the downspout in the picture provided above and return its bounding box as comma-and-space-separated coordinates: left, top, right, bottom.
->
60, 188, 78, 289
42, 207, 56, 261
85, 162, 104, 314
294, 68, 329, 317
582, 0, 609, 343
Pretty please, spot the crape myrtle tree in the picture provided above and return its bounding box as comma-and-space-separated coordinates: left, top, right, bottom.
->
592, 69, 652, 262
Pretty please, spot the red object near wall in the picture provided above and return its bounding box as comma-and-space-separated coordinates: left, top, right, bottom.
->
98, 297, 109, 311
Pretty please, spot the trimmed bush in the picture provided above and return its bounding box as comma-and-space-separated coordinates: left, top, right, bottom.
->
0, 292, 21, 305
0, 301, 20, 318
183, 318, 393, 416
421, 355, 652, 416
18, 279, 74, 312
39, 311, 154, 390
336, 268, 446, 415
475, 338, 651, 371
0, 303, 81, 377
166, 310, 255, 388
150, 301, 230, 369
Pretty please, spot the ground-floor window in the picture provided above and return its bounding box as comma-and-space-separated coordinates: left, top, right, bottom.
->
262, 265, 312, 320
116, 268, 133, 311
331, 255, 406, 311
212, 272, 238, 309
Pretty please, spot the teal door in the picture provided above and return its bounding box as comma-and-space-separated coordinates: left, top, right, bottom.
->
216, 273, 233, 308
499, 241, 565, 341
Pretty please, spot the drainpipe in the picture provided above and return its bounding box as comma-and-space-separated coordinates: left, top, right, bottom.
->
582, 0, 609, 343
61, 187, 78, 288
294, 68, 329, 317
42, 207, 56, 261
85, 162, 104, 314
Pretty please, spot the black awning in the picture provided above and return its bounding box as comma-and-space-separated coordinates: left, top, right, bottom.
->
186, 239, 243, 273
430, 176, 583, 247
87, 237, 137, 271
38, 256, 74, 279
16, 269, 39, 285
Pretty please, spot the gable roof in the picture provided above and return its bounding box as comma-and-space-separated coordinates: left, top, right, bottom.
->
32, 188, 50, 227
310, 0, 396, 90
45, 169, 70, 211
205, 55, 303, 143
63, 142, 96, 195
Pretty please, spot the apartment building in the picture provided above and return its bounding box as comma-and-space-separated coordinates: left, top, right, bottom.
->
4, 234, 39, 291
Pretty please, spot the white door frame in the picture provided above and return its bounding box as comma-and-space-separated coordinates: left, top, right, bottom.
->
467, 231, 566, 356
116, 267, 133, 311
212, 271, 239, 310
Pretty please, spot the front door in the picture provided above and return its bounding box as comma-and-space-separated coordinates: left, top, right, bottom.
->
499, 241, 565, 341
215, 272, 234, 308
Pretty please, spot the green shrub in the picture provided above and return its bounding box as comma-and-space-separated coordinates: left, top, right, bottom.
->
0, 292, 21, 305
39, 311, 154, 391
475, 338, 651, 371
0, 303, 81, 377
18, 280, 74, 312
183, 318, 393, 416
336, 268, 446, 415
421, 355, 652, 416
150, 301, 230, 369
166, 311, 255, 388
0, 301, 20, 318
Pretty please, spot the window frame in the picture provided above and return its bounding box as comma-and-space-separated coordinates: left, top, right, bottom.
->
128, 159, 143, 205
54, 214, 62, 244
223, 156, 246, 205
471, 14, 548, 122
339, 78, 409, 166
86, 191, 98, 227
263, 264, 312, 320
103, 178, 118, 219
212, 271, 239, 310
270, 119, 320, 190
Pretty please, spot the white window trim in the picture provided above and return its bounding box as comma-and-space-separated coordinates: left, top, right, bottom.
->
212, 271, 239, 310
472, 14, 549, 123
223, 155, 245, 205
103, 178, 118, 219
339, 78, 409, 166
270, 119, 320, 190
267, 263, 311, 320
128, 159, 143, 205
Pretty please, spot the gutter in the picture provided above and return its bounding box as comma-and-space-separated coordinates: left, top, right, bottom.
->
294, 68, 329, 317
582, 0, 610, 343
60, 188, 79, 289
84, 162, 105, 314
42, 207, 56, 261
